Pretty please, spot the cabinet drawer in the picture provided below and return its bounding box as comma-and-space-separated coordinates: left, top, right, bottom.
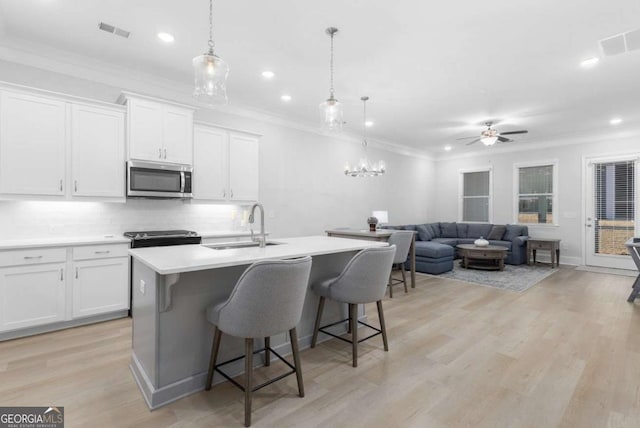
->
0, 248, 67, 267
73, 244, 129, 261
529, 242, 553, 250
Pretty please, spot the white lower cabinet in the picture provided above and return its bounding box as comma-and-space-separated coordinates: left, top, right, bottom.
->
0, 242, 130, 336
0, 263, 66, 331
72, 257, 129, 318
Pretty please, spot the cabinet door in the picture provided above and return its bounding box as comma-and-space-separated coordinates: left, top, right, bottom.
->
71, 104, 125, 198
72, 257, 129, 318
163, 106, 193, 165
228, 133, 259, 201
128, 98, 163, 161
0, 91, 66, 196
0, 264, 66, 332
193, 125, 228, 200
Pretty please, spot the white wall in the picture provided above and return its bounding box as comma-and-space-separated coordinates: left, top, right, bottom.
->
434, 137, 640, 265
0, 60, 435, 240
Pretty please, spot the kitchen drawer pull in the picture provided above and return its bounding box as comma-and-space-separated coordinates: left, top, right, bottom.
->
94, 250, 111, 254
24, 255, 43, 260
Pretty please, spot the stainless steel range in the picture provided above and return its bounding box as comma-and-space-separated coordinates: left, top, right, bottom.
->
124, 230, 202, 248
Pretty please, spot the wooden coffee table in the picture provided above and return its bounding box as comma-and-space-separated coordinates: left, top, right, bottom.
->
456, 244, 508, 271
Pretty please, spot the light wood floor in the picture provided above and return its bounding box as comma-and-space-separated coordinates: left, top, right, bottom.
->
2, 267, 640, 427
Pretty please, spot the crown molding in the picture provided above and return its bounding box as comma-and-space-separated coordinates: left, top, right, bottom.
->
436, 127, 640, 161
0, 37, 433, 161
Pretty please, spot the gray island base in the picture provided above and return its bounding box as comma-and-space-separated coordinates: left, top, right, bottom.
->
128, 236, 388, 409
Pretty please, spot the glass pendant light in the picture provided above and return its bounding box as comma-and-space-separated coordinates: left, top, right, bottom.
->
319, 27, 343, 131
193, 0, 229, 105
344, 96, 386, 177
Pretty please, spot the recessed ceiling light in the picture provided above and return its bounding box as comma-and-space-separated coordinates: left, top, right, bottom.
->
610, 117, 623, 125
365, 121, 374, 127
280, 94, 292, 102
580, 57, 600, 68
157, 32, 175, 43
261, 70, 275, 79
444, 145, 452, 151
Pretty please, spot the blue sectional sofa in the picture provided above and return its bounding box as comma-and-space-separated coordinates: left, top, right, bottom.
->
382, 222, 529, 275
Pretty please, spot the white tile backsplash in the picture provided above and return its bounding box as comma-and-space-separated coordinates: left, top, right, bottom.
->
0, 200, 251, 240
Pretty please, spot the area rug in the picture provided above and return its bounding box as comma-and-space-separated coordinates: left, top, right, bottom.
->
428, 262, 558, 292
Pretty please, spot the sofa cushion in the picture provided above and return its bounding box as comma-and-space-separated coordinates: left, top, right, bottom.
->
456, 238, 475, 245
467, 223, 492, 238
440, 222, 458, 238
503, 225, 527, 241
427, 223, 440, 239
488, 240, 512, 249
456, 223, 469, 238
414, 241, 455, 258
416, 224, 434, 241
487, 225, 506, 240
432, 238, 458, 247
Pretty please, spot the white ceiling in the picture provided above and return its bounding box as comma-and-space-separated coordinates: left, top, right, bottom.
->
1, 0, 639, 156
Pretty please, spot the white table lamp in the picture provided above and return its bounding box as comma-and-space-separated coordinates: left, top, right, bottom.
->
372, 210, 389, 225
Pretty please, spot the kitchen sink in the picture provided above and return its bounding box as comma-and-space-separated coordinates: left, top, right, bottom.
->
203, 241, 283, 250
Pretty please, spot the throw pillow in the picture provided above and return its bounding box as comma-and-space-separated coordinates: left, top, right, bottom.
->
487, 225, 506, 240
503, 224, 526, 241
440, 222, 458, 238
416, 224, 434, 241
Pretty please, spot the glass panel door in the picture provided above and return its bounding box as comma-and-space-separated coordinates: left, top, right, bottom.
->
586, 157, 638, 269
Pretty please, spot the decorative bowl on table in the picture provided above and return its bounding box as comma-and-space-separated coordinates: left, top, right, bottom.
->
474, 237, 489, 247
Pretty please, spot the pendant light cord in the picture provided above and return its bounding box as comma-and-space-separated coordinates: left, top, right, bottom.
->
208, 0, 215, 54
362, 96, 368, 149
329, 31, 335, 99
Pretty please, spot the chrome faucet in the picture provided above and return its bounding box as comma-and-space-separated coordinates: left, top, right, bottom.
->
248, 202, 266, 248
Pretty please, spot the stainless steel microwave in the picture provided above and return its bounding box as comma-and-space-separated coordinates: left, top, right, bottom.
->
127, 160, 193, 198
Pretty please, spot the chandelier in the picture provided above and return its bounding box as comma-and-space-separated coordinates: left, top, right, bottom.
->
319, 27, 343, 131
344, 96, 386, 177
193, 0, 229, 105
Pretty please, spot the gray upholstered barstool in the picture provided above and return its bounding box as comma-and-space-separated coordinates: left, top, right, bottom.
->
205, 256, 312, 427
387, 230, 415, 297
310, 245, 396, 367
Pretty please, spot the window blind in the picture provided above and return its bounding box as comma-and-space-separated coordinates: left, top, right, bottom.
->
462, 171, 490, 222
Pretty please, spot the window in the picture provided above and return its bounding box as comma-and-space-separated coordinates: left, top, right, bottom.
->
515, 161, 558, 225
460, 169, 491, 222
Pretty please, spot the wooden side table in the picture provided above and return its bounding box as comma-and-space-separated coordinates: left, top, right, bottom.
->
527, 238, 561, 268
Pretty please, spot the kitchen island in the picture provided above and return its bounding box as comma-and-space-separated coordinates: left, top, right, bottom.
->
128, 235, 388, 409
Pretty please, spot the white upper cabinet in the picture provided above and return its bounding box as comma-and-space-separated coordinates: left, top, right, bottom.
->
0, 91, 66, 196
192, 124, 260, 203
193, 125, 228, 201
122, 93, 194, 165
71, 104, 125, 198
229, 133, 259, 202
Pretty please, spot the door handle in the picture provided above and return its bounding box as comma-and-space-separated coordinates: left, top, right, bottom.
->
75, 267, 79, 279
59, 179, 63, 191
74, 180, 78, 192
60, 269, 64, 281
223, 189, 226, 198
180, 172, 185, 193
230, 189, 234, 198
164, 148, 167, 159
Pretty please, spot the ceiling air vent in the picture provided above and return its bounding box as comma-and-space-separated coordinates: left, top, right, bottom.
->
98, 22, 130, 39
599, 28, 640, 56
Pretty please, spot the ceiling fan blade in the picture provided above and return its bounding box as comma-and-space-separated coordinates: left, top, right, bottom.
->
499, 130, 528, 135
456, 135, 479, 140
497, 136, 512, 143
465, 139, 480, 146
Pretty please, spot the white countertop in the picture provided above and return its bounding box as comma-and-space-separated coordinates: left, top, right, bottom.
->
0, 235, 130, 250
129, 235, 389, 275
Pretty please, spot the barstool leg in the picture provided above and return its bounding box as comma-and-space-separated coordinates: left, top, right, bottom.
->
376, 300, 389, 351
401, 264, 407, 293
349, 304, 358, 367
311, 296, 325, 348
205, 327, 222, 390
244, 338, 254, 427
264, 337, 270, 367
289, 328, 305, 397
388, 270, 394, 298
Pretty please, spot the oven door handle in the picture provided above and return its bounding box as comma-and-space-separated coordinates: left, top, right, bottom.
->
180, 171, 185, 193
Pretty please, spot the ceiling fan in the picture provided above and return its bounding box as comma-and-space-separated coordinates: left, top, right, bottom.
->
457, 122, 528, 146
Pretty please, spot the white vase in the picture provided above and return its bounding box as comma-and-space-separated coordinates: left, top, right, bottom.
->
474, 236, 489, 247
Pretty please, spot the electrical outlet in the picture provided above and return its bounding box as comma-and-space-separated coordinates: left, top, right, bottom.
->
140, 280, 146, 295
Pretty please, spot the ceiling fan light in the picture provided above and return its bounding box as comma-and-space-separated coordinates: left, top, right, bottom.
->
481, 136, 498, 146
